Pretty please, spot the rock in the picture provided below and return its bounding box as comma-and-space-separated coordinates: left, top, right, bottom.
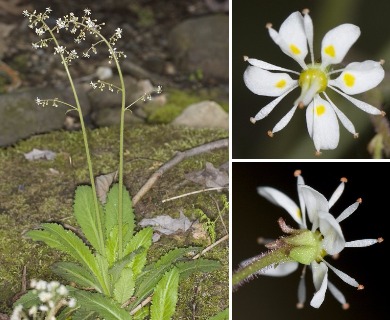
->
91, 106, 144, 127
0, 86, 90, 147
168, 15, 228, 82
171, 100, 228, 130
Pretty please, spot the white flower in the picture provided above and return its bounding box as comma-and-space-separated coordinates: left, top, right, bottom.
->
84, 8, 91, 16
244, 9, 385, 154
54, 45, 65, 55
256, 170, 382, 308
115, 28, 123, 38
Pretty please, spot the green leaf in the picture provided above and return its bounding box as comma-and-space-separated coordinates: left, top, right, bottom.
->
67, 308, 97, 320
70, 290, 131, 320
74, 185, 105, 253
27, 223, 110, 294
132, 305, 149, 320
27, 223, 98, 273
208, 308, 229, 320
105, 183, 135, 244
106, 224, 120, 266
13, 290, 40, 309
109, 247, 143, 284
131, 247, 200, 309
124, 227, 153, 278
176, 259, 221, 280
114, 267, 135, 304
52, 262, 101, 291
150, 267, 179, 320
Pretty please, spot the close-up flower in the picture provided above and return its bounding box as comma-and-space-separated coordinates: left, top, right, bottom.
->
244, 9, 385, 154
234, 170, 383, 309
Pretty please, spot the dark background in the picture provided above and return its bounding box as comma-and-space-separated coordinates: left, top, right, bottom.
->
232, 0, 390, 159
232, 162, 388, 319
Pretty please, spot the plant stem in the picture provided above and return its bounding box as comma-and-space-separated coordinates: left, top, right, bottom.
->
47, 27, 106, 256
232, 248, 293, 288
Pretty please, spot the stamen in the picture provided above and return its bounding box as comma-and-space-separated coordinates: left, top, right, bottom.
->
315, 151, 322, 156
302, 8, 310, 14
294, 170, 302, 177
379, 59, 385, 65
298, 101, 305, 109
378, 237, 384, 243
356, 198, 362, 204
340, 177, 348, 183
250, 117, 257, 124
267, 130, 274, 137
243, 55, 249, 61
381, 111, 386, 116
265, 23, 272, 29
342, 303, 350, 310
354, 133, 359, 138
357, 284, 364, 290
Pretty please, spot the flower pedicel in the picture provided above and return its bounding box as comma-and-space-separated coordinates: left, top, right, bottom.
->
244, 9, 385, 154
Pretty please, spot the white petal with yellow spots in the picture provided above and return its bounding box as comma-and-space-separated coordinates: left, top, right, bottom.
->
267, 12, 308, 68
321, 24, 360, 67
306, 96, 339, 152
244, 66, 297, 97
329, 60, 385, 95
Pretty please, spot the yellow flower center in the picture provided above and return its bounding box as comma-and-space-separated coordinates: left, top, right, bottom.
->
299, 65, 328, 93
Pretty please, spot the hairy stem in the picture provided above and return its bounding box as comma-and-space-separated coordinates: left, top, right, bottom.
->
232, 248, 293, 288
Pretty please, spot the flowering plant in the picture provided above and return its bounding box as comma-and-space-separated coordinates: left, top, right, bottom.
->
244, 9, 385, 154
232, 170, 383, 309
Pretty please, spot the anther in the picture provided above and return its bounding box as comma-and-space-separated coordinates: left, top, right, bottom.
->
357, 284, 364, 290
353, 133, 359, 139
379, 59, 385, 65
267, 130, 274, 137
315, 151, 322, 156
342, 303, 350, 310
243, 55, 249, 61
265, 23, 272, 29
294, 170, 302, 177
296, 302, 304, 309
250, 117, 257, 124
381, 111, 386, 117
340, 177, 348, 183
377, 237, 384, 243
356, 198, 362, 203
302, 8, 310, 15
298, 101, 305, 109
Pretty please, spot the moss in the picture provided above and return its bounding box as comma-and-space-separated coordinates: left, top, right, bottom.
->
0, 124, 228, 316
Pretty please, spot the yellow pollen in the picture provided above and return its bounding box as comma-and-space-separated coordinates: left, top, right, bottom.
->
316, 105, 326, 116
290, 44, 301, 55
275, 79, 286, 88
324, 45, 335, 58
297, 208, 301, 219
343, 73, 355, 87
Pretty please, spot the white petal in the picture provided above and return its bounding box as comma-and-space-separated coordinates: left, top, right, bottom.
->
268, 12, 308, 68
306, 96, 340, 152
245, 57, 300, 74
244, 66, 297, 97
329, 60, 384, 94
345, 239, 380, 247
328, 180, 345, 209
323, 92, 357, 136
310, 261, 328, 308
303, 9, 314, 64
251, 86, 298, 122
323, 259, 359, 288
321, 24, 360, 67
297, 267, 307, 307
296, 174, 307, 229
329, 85, 383, 115
318, 211, 345, 255
336, 201, 360, 222
262, 261, 299, 277
298, 185, 329, 227
327, 280, 347, 306
257, 186, 303, 225
271, 105, 298, 133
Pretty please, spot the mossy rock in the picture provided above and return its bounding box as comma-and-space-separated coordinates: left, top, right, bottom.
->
0, 123, 229, 318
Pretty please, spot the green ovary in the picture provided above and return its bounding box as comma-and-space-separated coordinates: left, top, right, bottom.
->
286, 230, 324, 265
299, 66, 328, 93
